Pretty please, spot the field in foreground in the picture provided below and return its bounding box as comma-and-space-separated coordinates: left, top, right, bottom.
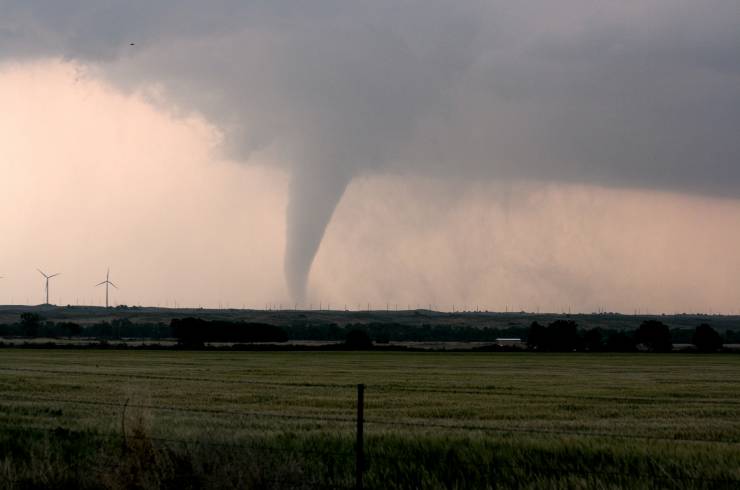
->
1, 351, 739, 489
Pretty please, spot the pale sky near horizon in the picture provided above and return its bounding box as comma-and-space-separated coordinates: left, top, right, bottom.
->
2, 60, 740, 314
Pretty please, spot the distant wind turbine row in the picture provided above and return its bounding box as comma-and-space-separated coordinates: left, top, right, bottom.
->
0, 269, 119, 307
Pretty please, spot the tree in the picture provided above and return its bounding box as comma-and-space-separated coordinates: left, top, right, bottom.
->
605, 331, 636, 352
635, 320, 672, 353
59, 322, 82, 337
19, 312, 42, 337
112, 318, 133, 339
692, 324, 723, 353
526, 320, 580, 351
526, 322, 547, 350
582, 328, 604, 352
345, 329, 372, 350
171, 317, 206, 349
546, 320, 580, 352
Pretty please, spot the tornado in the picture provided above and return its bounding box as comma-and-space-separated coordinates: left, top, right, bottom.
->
284, 165, 351, 303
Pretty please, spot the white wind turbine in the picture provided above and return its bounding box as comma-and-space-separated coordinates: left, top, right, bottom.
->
37, 269, 60, 305
96, 268, 118, 308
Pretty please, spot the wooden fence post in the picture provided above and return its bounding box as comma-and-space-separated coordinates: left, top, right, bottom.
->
356, 383, 365, 490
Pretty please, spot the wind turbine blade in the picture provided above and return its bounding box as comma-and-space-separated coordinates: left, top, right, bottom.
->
49, 273, 60, 278
109, 282, 118, 289
37, 269, 48, 278
95, 281, 106, 287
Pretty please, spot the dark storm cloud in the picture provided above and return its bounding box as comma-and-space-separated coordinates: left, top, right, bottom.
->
2, 1, 739, 299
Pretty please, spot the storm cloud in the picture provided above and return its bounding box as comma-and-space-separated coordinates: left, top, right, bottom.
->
2, 1, 739, 300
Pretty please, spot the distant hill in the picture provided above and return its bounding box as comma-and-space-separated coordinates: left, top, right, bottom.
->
0, 305, 737, 332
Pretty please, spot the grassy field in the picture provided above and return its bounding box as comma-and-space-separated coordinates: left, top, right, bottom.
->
1, 351, 739, 488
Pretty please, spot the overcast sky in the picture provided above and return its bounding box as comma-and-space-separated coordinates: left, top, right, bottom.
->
1, 2, 739, 312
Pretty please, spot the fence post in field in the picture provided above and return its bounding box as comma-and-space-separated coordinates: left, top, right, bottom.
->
356, 383, 365, 490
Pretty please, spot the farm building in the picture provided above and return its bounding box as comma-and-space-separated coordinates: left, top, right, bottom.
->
495, 338, 524, 347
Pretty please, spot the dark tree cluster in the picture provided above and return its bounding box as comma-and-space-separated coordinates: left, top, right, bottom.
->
526, 319, 727, 353
692, 323, 724, 353
527, 319, 677, 352
284, 322, 528, 342
0, 312, 733, 353
527, 320, 582, 351
5, 313, 85, 338
0, 316, 169, 340
634, 320, 673, 352
171, 318, 288, 348
19, 312, 42, 337
344, 329, 373, 350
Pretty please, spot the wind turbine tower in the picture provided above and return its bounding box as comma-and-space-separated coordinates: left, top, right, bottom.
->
96, 268, 118, 308
37, 269, 60, 305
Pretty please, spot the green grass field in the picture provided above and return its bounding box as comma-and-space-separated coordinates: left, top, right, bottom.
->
1, 350, 739, 488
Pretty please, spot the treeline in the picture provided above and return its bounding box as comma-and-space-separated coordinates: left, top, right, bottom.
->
0, 314, 288, 346
171, 318, 287, 348
527, 320, 727, 353
0, 313, 170, 339
0, 315, 531, 342
0, 313, 738, 353
284, 322, 528, 342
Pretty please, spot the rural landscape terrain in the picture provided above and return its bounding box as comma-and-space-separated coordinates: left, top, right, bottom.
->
4, 1, 740, 488
1, 306, 739, 488
1, 305, 739, 349
4, 305, 740, 331
1, 350, 739, 488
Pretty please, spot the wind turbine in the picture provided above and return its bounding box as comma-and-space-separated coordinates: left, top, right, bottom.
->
96, 268, 118, 308
37, 269, 60, 305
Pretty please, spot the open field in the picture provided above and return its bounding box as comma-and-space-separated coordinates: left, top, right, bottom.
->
1, 351, 740, 488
